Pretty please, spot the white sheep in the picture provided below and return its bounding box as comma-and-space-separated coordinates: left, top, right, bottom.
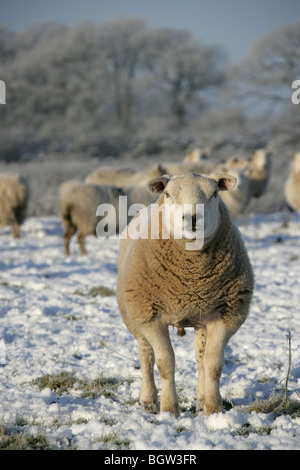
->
121, 184, 158, 208
284, 152, 300, 215
59, 180, 124, 255
165, 159, 214, 176
0, 173, 29, 237
117, 172, 254, 416
183, 147, 211, 163
215, 164, 250, 218
223, 156, 250, 173
247, 149, 272, 199
85, 164, 166, 187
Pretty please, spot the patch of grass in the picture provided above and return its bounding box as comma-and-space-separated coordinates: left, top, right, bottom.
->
65, 314, 83, 321
0, 281, 23, 289
0, 426, 50, 450
244, 396, 300, 419
88, 286, 116, 297
32, 371, 130, 401
124, 398, 139, 406
73, 286, 116, 297
179, 403, 197, 416
100, 431, 130, 449
32, 372, 77, 395
100, 417, 118, 427
77, 376, 123, 400
236, 423, 272, 437
176, 425, 191, 434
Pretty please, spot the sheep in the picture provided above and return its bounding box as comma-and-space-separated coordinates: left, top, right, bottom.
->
117, 172, 254, 416
59, 180, 125, 255
247, 149, 272, 199
284, 152, 300, 215
223, 156, 250, 173
165, 159, 214, 176
0, 173, 29, 238
214, 164, 250, 218
183, 147, 211, 163
121, 184, 158, 207
85, 164, 166, 187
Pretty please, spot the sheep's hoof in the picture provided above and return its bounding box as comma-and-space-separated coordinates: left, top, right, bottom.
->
204, 402, 223, 415
196, 399, 205, 412
141, 400, 159, 414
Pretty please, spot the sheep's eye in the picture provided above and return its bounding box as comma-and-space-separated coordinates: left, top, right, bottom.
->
165, 192, 171, 198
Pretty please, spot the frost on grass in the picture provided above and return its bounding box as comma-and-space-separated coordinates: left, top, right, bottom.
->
32, 372, 131, 400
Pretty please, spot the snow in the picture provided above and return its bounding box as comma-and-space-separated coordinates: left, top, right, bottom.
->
0, 213, 300, 450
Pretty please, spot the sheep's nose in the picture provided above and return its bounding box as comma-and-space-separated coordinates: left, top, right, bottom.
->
182, 214, 197, 231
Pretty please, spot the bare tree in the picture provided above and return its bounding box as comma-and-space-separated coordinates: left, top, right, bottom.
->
99, 17, 148, 128
144, 28, 227, 126
226, 20, 300, 108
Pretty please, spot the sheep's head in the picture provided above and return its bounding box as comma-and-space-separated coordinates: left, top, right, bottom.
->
251, 149, 272, 171
290, 152, 300, 175
147, 173, 236, 244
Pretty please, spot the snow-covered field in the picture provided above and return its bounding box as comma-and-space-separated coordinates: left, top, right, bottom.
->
0, 213, 300, 450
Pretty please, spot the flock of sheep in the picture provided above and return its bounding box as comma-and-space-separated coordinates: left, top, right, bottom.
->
1, 149, 300, 252
1, 149, 300, 417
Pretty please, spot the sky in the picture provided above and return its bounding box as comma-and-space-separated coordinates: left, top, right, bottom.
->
0, 0, 300, 62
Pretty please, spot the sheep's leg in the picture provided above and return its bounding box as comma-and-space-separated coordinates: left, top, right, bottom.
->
193, 327, 207, 411
142, 322, 178, 416
202, 320, 231, 415
137, 335, 158, 413
77, 232, 87, 255
12, 220, 20, 238
9, 212, 20, 238
63, 223, 76, 255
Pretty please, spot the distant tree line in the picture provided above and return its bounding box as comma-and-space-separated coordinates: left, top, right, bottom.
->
0, 18, 299, 160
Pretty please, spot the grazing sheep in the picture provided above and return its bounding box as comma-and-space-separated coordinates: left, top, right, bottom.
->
85, 164, 166, 187
284, 152, 300, 215
0, 173, 29, 237
59, 180, 124, 255
247, 149, 272, 199
117, 172, 254, 416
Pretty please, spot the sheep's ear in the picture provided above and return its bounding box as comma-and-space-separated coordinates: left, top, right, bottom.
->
147, 175, 170, 193
213, 173, 237, 191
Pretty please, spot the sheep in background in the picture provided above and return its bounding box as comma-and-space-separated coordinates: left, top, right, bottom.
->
164, 148, 213, 176
59, 180, 125, 255
183, 147, 211, 163
122, 184, 158, 208
117, 172, 254, 416
85, 163, 166, 187
165, 159, 214, 175
223, 156, 250, 173
247, 149, 272, 199
0, 173, 29, 238
285, 152, 300, 216
215, 164, 250, 218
